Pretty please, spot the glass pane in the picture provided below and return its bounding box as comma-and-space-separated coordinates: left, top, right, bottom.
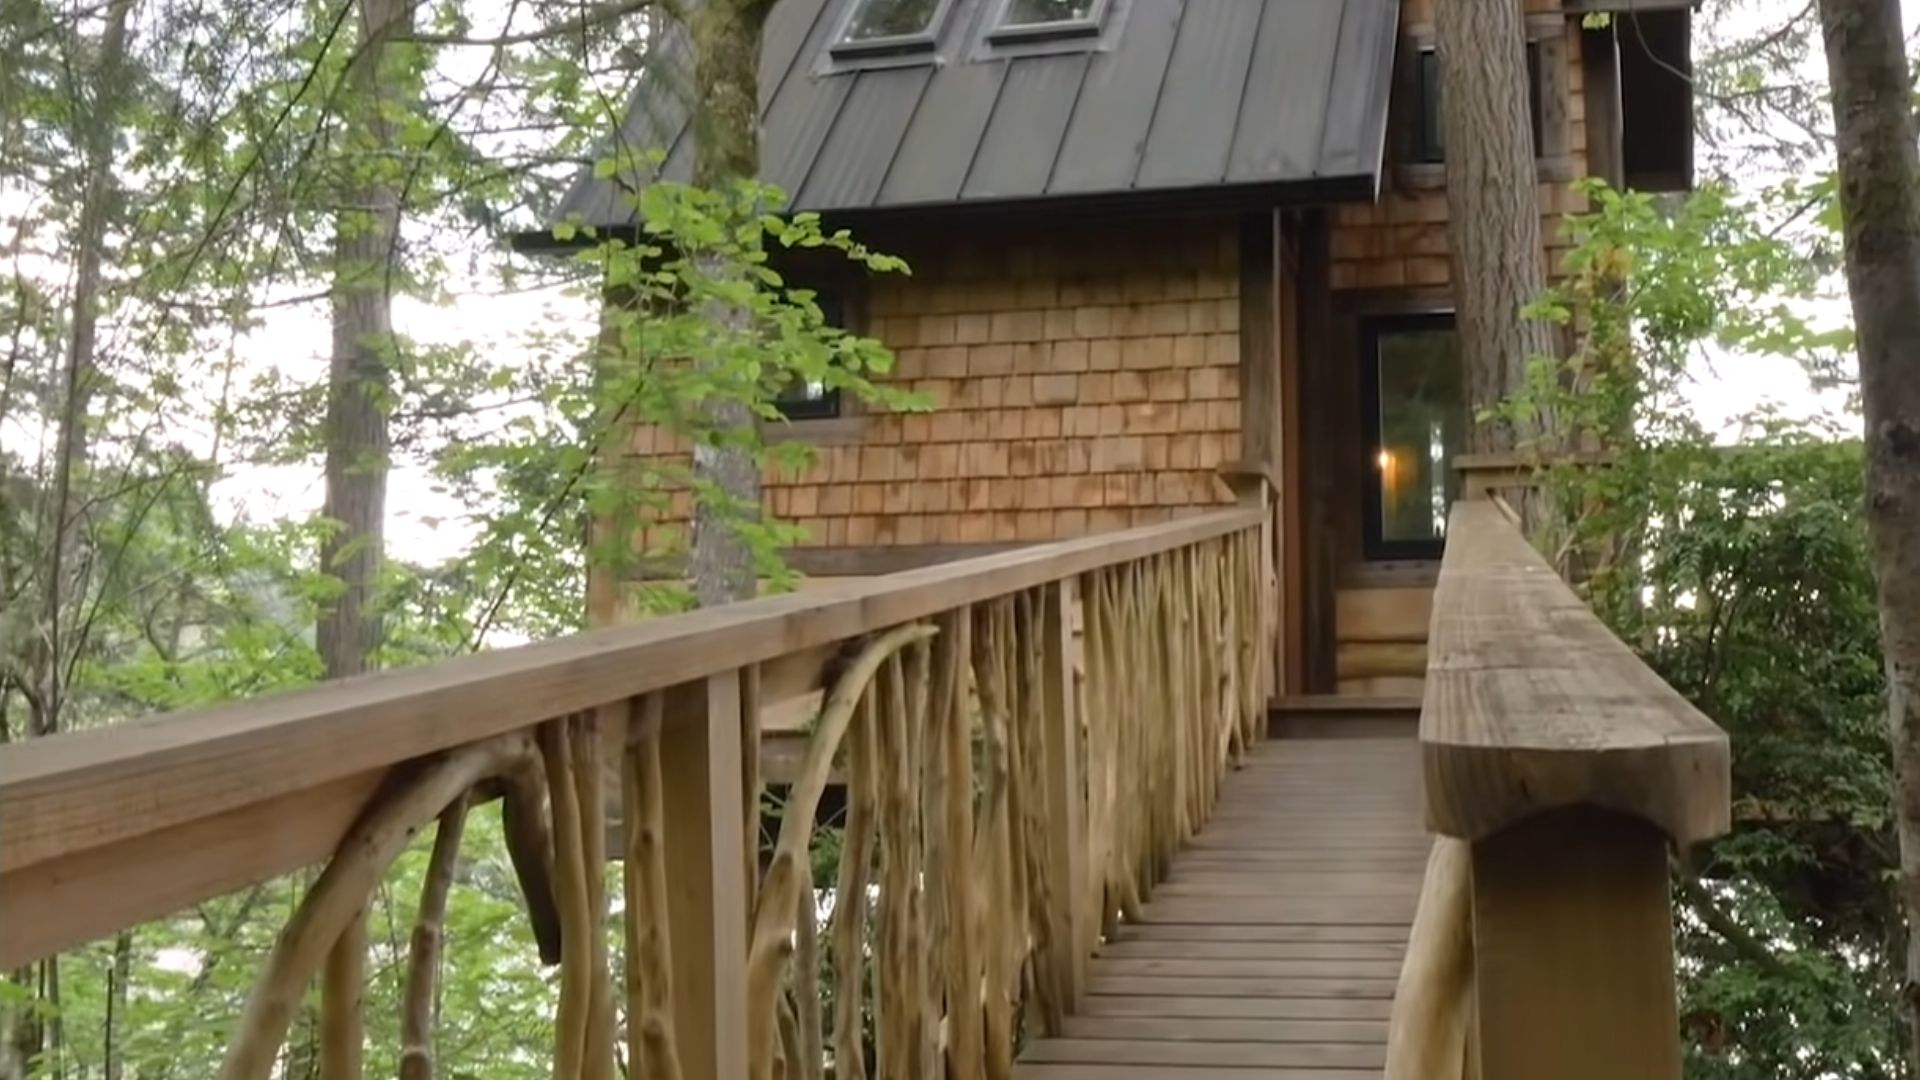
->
1412, 44, 1542, 162
1416, 50, 1443, 162
1373, 324, 1463, 545
1002, 0, 1099, 24
842, 0, 942, 41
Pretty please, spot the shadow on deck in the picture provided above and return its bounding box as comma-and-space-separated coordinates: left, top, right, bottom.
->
1017, 730, 1425, 1078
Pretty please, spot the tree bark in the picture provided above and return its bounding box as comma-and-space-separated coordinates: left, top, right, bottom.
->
1816, 0, 1920, 1067
319, 0, 407, 680
104, 931, 131, 1080
316, 0, 413, 1074
3, 3, 133, 1075
686, 0, 772, 607
1432, 0, 1555, 454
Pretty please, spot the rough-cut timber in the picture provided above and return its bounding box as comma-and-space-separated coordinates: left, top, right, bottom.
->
1015, 734, 1426, 1079
1421, 501, 1730, 845
0, 509, 1262, 968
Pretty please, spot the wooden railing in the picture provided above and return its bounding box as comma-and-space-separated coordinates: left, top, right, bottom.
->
1, 507, 1274, 1080
1387, 498, 1731, 1080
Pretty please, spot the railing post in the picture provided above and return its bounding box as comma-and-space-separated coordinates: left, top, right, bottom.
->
659, 672, 748, 1080
1469, 808, 1681, 1080
1040, 578, 1089, 1017
1405, 501, 1728, 1080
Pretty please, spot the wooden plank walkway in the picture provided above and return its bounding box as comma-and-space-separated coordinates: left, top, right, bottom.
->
1016, 733, 1427, 1079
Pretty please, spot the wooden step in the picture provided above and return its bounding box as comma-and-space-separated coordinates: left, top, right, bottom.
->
1267, 694, 1420, 738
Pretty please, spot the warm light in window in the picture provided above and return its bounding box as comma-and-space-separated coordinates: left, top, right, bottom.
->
1378, 448, 1401, 503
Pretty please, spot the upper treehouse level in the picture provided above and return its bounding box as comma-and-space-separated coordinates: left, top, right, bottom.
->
533, 0, 1697, 703
0, 7, 1726, 1074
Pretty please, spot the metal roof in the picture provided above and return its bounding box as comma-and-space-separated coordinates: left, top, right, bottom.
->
551, 0, 1400, 228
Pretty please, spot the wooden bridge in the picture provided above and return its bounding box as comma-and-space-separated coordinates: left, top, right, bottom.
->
0, 495, 1728, 1080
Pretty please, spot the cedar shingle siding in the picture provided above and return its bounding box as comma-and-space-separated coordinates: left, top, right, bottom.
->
624, 218, 1243, 563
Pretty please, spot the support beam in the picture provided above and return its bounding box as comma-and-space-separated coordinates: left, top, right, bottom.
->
1040, 578, 1089, 1017
660, 673, 749, 1080
1470, 808, 1681, 1080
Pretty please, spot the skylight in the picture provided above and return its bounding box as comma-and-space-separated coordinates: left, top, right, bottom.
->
834, 0, 955, 54
991, 0, 1107, 40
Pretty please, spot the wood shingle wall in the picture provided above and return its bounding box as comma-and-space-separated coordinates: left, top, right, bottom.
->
1330, 0, 1589, 295
621, 216, 1245, 569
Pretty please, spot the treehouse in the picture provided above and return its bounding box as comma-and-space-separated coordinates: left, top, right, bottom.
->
2, 1, 1729, 1078
532, 0, 1695, 706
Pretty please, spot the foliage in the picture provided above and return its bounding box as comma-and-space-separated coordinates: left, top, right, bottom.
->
1504, 178, 1900, 1076
423, 174, 921, 631
0, 0, 917, 1072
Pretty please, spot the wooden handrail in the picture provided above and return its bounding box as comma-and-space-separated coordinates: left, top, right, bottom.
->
1422, 499, 1730, 844
1, 507, 1274, 1080
2, 508, 1258, 882
1392, 500, 1732, 1080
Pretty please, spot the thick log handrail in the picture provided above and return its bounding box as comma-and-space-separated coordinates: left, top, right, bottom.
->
1, 506, 1274, 1080
1421, 499, 1730, 844
1390, 500, 1732, 1080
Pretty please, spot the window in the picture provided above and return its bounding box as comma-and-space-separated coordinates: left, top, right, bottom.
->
774, 378, 842, 421
774, 291, 848, 421
990, 0, 1107, 42
1361, 315, 1463, 559
1409, 42, 1544, 164
833, 0, 956, 55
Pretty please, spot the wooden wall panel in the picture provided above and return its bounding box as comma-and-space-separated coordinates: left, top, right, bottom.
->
1336, 586, 1434, 643
615, 216, 1245, 582
1330, 0, 1590, 296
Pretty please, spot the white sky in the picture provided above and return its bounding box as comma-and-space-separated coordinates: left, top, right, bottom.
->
208, 283, 593, 564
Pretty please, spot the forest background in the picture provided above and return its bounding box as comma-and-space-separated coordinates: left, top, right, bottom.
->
0, 0, 1905, 1075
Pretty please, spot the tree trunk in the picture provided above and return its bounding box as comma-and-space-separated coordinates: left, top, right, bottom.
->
1816, 0, 1920, 1067
1432, 0, 1555, 454
686, 0, 771, 607
104, 931, 131, 1080
2, 2, 133, 1075
315, 0, 412, 1073
319, 0, 406, 679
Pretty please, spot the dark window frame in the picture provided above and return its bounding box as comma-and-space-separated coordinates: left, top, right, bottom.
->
829, 0, 960, 59
1359, 312, 1460, 562
987, 0, 1110, 44
773, 287, 855, 423
774, 384, 844, 421
1408, 41, 1544, 165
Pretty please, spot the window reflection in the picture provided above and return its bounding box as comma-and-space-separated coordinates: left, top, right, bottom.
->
1002, 0, 1100, 24
842, 0, 944, 42
1370, 319, 1463, 552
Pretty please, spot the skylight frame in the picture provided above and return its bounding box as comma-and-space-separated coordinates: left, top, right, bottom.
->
986, 0, 1111, 44
829, 0, 961, 58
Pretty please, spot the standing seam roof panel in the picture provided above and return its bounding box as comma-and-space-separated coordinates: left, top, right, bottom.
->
1133, 0, 1266, 189
1045, 0, 1186, 196
1316, 0, 1400, 178
760, 0, 833, 110
1226, 0, 1345, 182
875, 58, 1011, 206
963, 53, 1093, 201
759, 0, 860, 194
796, 66, 935, 210
541, 0, 1399, 230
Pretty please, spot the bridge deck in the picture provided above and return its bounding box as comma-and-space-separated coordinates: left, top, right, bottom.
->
1017, 733, 1426, 1079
